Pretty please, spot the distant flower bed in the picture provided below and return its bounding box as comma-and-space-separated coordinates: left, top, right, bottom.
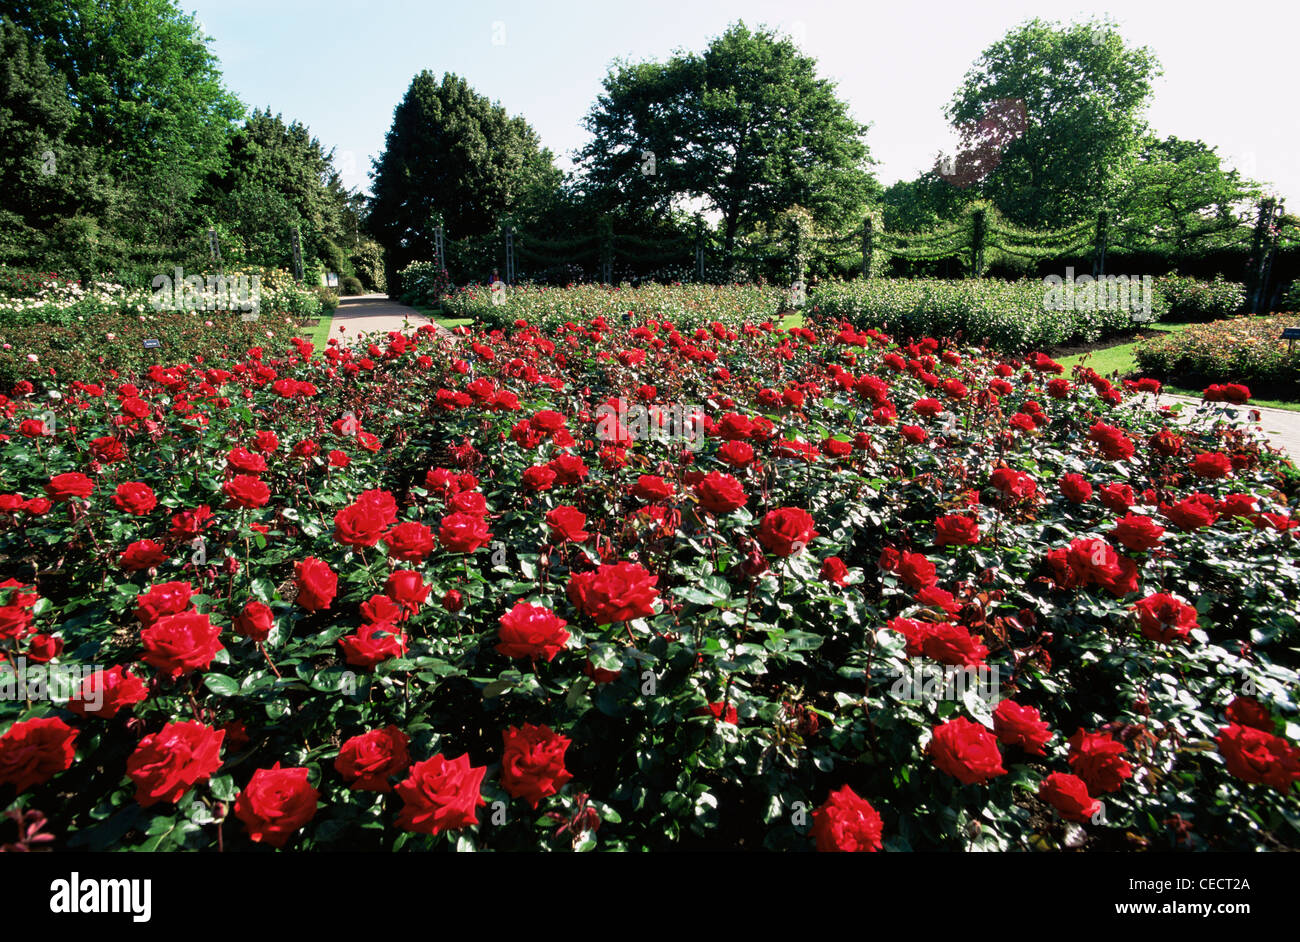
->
1135, 314, 1300, 399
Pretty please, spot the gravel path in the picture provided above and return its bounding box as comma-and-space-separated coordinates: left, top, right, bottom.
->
1132, 393, 1300, 461
330, 294, 451, 341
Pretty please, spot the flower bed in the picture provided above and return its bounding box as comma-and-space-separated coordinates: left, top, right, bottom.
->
0, 311, 1296, 852
441, 282, 786, 331
1134, 314, 1300, 399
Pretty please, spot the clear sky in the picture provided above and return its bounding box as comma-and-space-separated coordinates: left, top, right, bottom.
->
191, 0, 1299, 207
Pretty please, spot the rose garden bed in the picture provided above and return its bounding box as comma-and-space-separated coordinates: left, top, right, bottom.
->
0, 311, 1297, 852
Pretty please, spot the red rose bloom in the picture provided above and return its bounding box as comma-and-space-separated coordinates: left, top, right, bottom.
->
335, 726, 411, 792
546, 505, 591, 543
0, 716, 77, 793
928, 717, 1007, 785
438, 511, 493, 554
810, 785, 884, 852
1131, 592, 1198, 643
126, 721, 225, 807
1099, 482, 1135, 512
632, 475, 674, 502
819, 556, 850, 586
920, 623, 988, 667
112, 482, 157, 516
993, 700, 1053, 755
67, 665, 148, 718
1190, 452, 1233, 479
394, 752, 487, 836
1163, 494, 1219, 531
333, 500, 389, 547
1215, 723, 1300, 791
1067, 729, 1133, 794
497, 602, 570, 660
566, 562, 660, 624
385, 569, 429, 618
44, 472, 94, 502
694, 471, 747, 514
1111, 514, 1165, 552
234, 763, 320, 847
1058, 473, 1093, 504
1038, 772, 1100, 823
383, 521, 435, 562
294, 557, 338, 611
1225, 696, 1276, 732
1088, 423, 1135, 461
234, 600, 274, 642
757, 507, 817, 557
896, 551, 937, 590
119, 539, 168, 572
521, 465, 557, 491
500, 724, 574, 808
135, 581, 193, 627
934, 514, 979, 547
140, 611, 224, 679
222, 474, 270, 509
339, 622, 407, 669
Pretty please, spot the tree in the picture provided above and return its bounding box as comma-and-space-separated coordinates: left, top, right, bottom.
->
947, 18, 1160, 228
577, 22, 877, 257
209, 109, 354, 272
0, 20, 110, 268
1116, 135, 1262, 255
368, 71, 561, 284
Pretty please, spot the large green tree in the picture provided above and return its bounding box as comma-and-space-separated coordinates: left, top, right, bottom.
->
1115, 135, 1262, 256
368, 71, 561, 282
577, 22, 877, 257
947, 18, 1160, 228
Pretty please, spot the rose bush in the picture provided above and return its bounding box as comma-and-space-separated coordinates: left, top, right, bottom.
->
0, 306, 1297, 852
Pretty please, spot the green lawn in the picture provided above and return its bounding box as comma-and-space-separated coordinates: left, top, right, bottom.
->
411, 304, 473, 330
297, 313, 333, 348
1056, 320, 1300, 412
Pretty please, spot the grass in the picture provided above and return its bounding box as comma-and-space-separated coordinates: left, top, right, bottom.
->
411, 304, 472, 330
296, 312, 333, 349
1057, 319, 1300, 412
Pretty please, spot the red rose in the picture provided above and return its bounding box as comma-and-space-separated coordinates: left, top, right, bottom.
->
25, 633, 62, 662
295, 557, 337, 611
1215, 723, 1300, 791
234, 600, 274, 642
896, 551, 937, 590
438, 511, 493, 553
119, 540, 170, 569
222, 474, 270, 509
810, 785, 884, 852
385, 569, 429, 617
694, 472, 747, 515
633, 475, 674, 502
1088, 422, 1135, 461
993, 700, 1053, 755
141, 611, 224, 679
1225, 696, 1276, 732
67, 665, 148, 718
1058, 473, 1092, 504
1163, 494, 1218, 531
126, 721, 225, 807
336, 726, 411, 792
757, 507, 817, 557
928, 717, 1007, 785
1110, 514, 1164, 552
1099, 482, 1135, 512
500, 724, 574, 808
1190, 452, 1233, 479
820, 556, 850, 586
497, 601, 570, 660
339, 623, 407, 669
44, 472, 94, 502
1067, 729, 1132, 794
521, 465, 557, 491
716, 440, 754, 466
934, 514, 979, 547
920, 622, 988, 667
1131, 592, 1198, 643
694, 701, 739, 725
112, 482, 157, 516
441, 589, 464, 612
234, 763, 320, 847
546, 505, 591, 543
135, 581, 194, 627
548, 454, 588, 485
394, 752, 487, 836
990, 468, 1035, 500
383, 521, 435, 562
448, 490, 488, 515
1038, 772, 1100, 823
0, 716, 77, 793
333, 500, 389, 547
226, 446, 267, 475
566, 562, 660, 624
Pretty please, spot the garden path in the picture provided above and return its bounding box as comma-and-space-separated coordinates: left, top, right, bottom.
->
330, 294, 452, 341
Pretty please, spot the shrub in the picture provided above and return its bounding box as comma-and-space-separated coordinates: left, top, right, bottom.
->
1154, 274, 1245, 321
809, 278, 1162, 352
1134, 314, 1300, 397
442, 282, 786, 331
341, 276, 365, 296
396, 262, 452, 308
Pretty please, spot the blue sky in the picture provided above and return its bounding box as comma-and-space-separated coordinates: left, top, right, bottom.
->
191, 0, 1299, 207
